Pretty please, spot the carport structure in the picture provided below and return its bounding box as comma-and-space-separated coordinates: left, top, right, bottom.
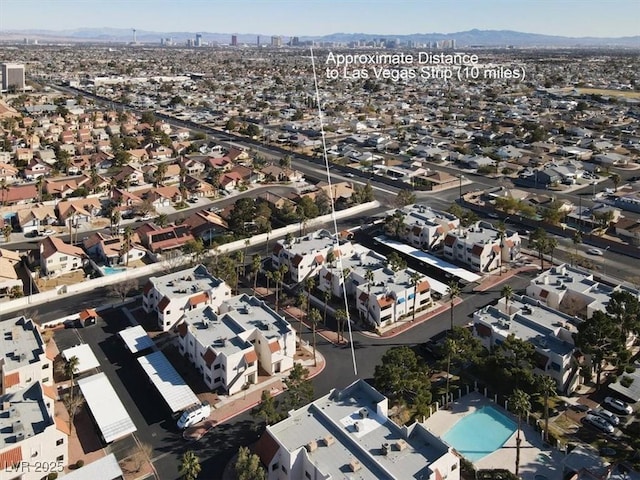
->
137, 351, 199, 413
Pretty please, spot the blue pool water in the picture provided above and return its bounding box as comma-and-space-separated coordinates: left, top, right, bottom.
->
442, 406, 517, 462
102, 266, 126, 275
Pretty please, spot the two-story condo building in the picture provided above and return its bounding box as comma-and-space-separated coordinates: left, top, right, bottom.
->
356, 267, 431, 328
0, 382, 69, 480
473, 295, 581, 394
142, 264, 232, 331
255, 379, 459, 480
443, 222, 521, 273
272, 230, 352, 284
0, 316, 53, 395
394, 204, 460, 250
176, 294, 296, 395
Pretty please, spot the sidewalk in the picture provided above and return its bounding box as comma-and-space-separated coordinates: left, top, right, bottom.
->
183, 345, 326, 441
472, 258, 540, 292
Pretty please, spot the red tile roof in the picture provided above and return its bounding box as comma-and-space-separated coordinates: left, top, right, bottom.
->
417, 280, 430, 293
3, 372, 20, 389
158, 296, 171, 312
252, 432, 280, 468
471, 244, 484, 256
79, 308, 98, 321
204, 349, 217, 367
378, 296, 394, 308
143, 281, 154, 294
540, 289, 549, 299
268, 342, 281, 353
314, 254, 324, 264
444, 235, 456, 247
189, 292, 208, 306
176, 322, 188, 338
244, 350, 258, 364
55, 417, 71, 436
291, 254, 303, 267
359, 292, 369, 303
0, 446, 22, 470
42, 384, 58, 400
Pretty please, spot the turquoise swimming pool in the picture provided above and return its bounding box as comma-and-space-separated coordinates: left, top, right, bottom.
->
442, 406, 517, 462
102, 266, 126, 275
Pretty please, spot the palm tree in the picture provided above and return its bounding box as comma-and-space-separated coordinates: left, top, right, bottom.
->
447, 281, 461, 331
272, 269, 282, 312
64, 355, 80, 401
36, 176, 44, 203
251, 254, 261, 292
179, 450, 201, 480
537, 375, 557, 443
309, 308, 322, 366
243, 239, 251, 277
410, 271, 422, 322
547, 237, 558, 265
123, 226, 134, 266
0, 179, 8, 206
443, 337, 458, 409
502, 285, 514, 315
155, 213, 169, 227
335, 309, 347, 344
572, 231, 582, 265
322, 290, 331, 325
364, 268, 375, 322
509, 389, 531, 477
304, 277, 315, 318
153, 162, 168, 186
610, 172, 621, 192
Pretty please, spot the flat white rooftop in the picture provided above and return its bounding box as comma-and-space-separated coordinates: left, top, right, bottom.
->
77, 373, 137, 444
58, 453, 123, 480
62, 344, 100, 374
119, 325, 155, 353
375, 235, 481, 283
137, 351, 199, 413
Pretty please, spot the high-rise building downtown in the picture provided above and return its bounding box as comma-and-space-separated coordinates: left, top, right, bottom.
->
1, 63, 25, 92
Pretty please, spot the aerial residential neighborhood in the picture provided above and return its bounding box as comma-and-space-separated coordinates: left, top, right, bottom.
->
0, 2, 639, 480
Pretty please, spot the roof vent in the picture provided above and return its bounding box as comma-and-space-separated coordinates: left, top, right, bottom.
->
354, 421, 362, 432
395, 439, 408, 451
322, 435, 335, 447
305, 440, 317, 453
358, 408, 369, 419
381, 443, 390, 456
349, 459, 361, 472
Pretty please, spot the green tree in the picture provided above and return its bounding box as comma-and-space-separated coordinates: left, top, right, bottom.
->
536, 375, 557, 443
497, 334, 536, 390
63, 356, 80, 401
234, 446, 265, 480
443, 326, 482, 409
322, 290, 331, 325
572, 231, 582, 265
335, 308, 347, 344
609, 172, 621, 192
283, 363, 314, 410
251, 254, 261, 292
182, 239, 205, 265
530, 228, 549, 269
384, 210, 406, 239
575, 310, 620, 389
606, 290, 640, 342
509, 389, 531, 477
410, 271, 422, 322
155, 213, 169, 227
309, 308, 322, 367
374, 346, 430, 405
252, 390, 282, 427
179, 450, 201, 480
386, 252, 406, 272
394, 189, 416, 208
502, 285, 514, 314
447, 281, 461, 331
2, 224, 11, 243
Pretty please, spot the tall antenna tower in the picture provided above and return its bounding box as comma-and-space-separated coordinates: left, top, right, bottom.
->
132, 29, 137, 44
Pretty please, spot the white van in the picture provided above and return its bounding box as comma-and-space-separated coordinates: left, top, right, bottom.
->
177, 402, 211, 430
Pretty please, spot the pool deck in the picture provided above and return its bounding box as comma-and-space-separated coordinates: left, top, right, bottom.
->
424, 392, 564, 480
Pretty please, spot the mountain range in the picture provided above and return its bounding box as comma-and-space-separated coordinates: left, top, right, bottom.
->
2, 28, 639, 48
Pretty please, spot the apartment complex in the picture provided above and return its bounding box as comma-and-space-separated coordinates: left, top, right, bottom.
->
394, 204, 460, 250
176, 294, 296, 395
272, 229, 351, 283
443, 222, 521, 273
0, 382, 69, 480
255, 379, 459, 480
525, 263, 631, 319
0, 316, 53, 395
473, 294, 580, 394
142, 264, 232, 331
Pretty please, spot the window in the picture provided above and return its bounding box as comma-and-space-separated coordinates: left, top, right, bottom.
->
56, 455, 64, 461
42, 364, 49, 369
272, 463, 279, 471
214, 364, 221, 370
305, 472, 311, 479
213, 377, 221, 383
205, 375, 211, 383
42, 377, 49, 383
166, 310, 171, 315
56, 438, 64, 446
281, 465, 287, 473
60, 255, 68, 261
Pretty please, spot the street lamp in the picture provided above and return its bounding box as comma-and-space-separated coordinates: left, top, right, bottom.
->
458, 174, 465, 201
602, 245, 611, 277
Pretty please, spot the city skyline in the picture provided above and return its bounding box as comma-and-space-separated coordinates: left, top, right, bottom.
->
2, 0, 639, 39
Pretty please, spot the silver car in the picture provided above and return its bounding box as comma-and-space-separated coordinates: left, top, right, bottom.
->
583, 413, 614, 434
591, 409, 620, 426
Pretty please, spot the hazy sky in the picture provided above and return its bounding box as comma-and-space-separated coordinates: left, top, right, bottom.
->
1, 0, 639, 38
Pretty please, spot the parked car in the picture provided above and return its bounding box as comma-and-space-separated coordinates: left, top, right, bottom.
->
177, 402, 211, 430
587, 248, 603, 256
571, 403, 590, 413
40, 229, 55, 236
603, 396, 633, 415
582, 413, 614, 434
140, 214, 153, 221
591, 409, 620, 426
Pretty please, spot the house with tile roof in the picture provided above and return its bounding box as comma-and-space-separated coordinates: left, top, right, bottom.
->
39, 236, 85, 277
176, 294, 295, 395
142, 264, 232, 331
0, 249, 22, 299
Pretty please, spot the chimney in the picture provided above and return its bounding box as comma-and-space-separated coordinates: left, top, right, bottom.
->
349, 459, 361, 472
305, 440, 317, 453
